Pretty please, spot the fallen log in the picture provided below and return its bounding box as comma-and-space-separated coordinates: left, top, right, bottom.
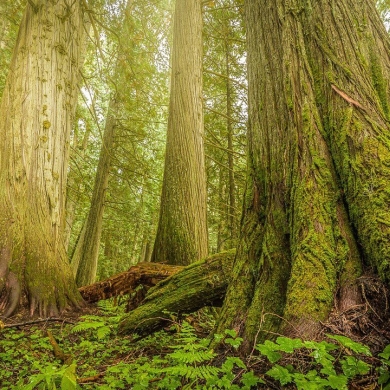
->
79, 262, 184, 304
118, 250, 235, 336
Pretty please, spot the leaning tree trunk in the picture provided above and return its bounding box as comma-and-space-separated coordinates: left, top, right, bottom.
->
216, 0, 390, 351
71, 98, 117, 286
70, 0, 137, 286
0, 1, 86, 317
151, 0, 208, 265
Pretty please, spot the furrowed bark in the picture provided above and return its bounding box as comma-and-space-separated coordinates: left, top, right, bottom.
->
118, 250, 234, 336
0, 0, 87, 317
217, 0, 390, 350
151, 0, 208, 265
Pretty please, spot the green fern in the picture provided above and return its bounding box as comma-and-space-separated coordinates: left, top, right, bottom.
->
71, 321, 106, 334
97, 299, 121, 313
71, 312, 121, 340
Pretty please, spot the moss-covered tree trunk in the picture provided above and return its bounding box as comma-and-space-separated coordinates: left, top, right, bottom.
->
0, 0, 87, 317
151, 0, 208, 265
119, 250, 234, 335
216, 0, 390, 350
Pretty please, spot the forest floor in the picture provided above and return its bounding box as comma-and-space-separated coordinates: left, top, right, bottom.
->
0, 275, 390, 389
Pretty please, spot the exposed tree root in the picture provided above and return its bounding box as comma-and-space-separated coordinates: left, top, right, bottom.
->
47, 329, 72, 365
322, 275, 390, 352
0, 272, 21, 318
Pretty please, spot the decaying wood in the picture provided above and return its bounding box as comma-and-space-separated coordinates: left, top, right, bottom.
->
47, 329, 72, 365
78, 262, 183, 304
118, 250, 235, 336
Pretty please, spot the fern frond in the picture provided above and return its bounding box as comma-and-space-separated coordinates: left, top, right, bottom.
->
97, 326, 111, 340
97, 300, 118, 313
169, 350, 215, 364
71, 321, 105, 334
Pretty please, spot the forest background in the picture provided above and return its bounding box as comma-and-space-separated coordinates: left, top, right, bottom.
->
0, 0, 246, 282
2, 0, 390, 388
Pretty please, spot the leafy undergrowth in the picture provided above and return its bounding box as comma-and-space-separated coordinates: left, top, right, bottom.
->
0, 300, 389, 389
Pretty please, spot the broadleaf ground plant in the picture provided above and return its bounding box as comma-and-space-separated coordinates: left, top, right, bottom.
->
0, 301, 389, 389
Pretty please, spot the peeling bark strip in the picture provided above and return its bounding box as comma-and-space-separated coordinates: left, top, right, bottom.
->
331, 85, 366, 111
118, 250, 235, 336
79, 262, 183, 303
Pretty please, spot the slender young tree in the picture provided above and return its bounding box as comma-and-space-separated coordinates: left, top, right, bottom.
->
151, 0, 208, 265
71, 97, 118, 286
0, 0, 86, 317
216, 0, 390, 350
203, 0, 247, 252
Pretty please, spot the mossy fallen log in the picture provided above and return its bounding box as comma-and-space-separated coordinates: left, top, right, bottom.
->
118, 250, 235, 336
79, 262, 183, 303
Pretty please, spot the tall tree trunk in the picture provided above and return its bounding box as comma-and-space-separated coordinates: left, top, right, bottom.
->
225, 39, 237, 245
71, 98, 117, 286
71, 0, 135, 286
151, 0, 208, 265
217, 0, 390, 351
0, 0, 87, 317
65, 101, 93, 253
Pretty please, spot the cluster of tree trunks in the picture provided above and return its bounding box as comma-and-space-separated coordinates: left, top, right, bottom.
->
2, 0, 390, 356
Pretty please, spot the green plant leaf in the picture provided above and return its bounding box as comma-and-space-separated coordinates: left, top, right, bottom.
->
60, 363, 77, 390
224, 336, 243, 349
327, 334, 371, 356
275, 336, 304, 352
256, 340, 282, 363
378, 367, 390, 385
266, 365, 292, 385
379, 345, 390, 361
224, 329, 237, 338
341, 356, 370, 377
326, 374, 348, 390
241, 371, 264, 387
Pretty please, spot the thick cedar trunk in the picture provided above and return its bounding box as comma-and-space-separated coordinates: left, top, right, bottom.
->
0, 1, 86, 317
118, 250, 234, 336
151, 0, 208, 266
79, 262, 183, 304
216, 0, 390, 351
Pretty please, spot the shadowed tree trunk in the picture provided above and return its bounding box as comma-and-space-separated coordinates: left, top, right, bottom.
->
151, 0, 208, 265
0, 0, 87, 317
216, 0, 390, 351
